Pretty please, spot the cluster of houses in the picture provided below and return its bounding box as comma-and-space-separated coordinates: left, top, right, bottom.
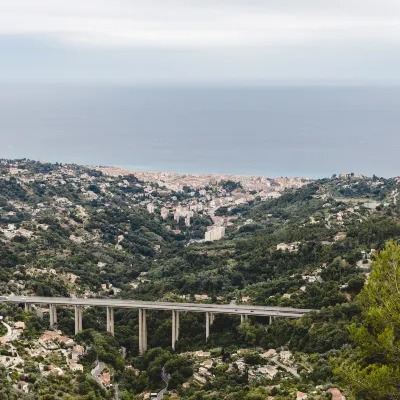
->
0, 318, 86, 395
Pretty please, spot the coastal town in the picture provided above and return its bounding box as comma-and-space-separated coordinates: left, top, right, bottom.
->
1, 160, 310, 244
97, 166, 310, 241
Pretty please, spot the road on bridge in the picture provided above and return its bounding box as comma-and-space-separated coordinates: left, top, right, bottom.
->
0, 296, 313, 318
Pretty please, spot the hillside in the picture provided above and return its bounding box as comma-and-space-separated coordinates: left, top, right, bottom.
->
0, 159, 400, 399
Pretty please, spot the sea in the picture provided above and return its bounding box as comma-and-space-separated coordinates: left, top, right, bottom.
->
0, 84, 399, 178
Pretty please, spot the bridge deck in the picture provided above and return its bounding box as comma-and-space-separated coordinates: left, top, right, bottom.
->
0, 296, 313, 318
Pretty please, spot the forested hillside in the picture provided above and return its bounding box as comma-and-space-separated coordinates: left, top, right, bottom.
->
0, 159, 399, 399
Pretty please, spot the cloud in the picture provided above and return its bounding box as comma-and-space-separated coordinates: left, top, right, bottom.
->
1, 0, 400, 49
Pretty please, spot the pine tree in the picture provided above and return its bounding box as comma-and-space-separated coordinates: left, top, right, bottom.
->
335, 240, 400, 399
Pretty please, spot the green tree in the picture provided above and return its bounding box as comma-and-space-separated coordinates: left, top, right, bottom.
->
335, 241, 400, 399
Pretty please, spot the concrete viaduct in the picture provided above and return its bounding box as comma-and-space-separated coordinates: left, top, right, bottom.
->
0, 296, 313, 354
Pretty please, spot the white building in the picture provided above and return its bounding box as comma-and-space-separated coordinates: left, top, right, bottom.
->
205, 226, 225, 241
160, 207, 169, 219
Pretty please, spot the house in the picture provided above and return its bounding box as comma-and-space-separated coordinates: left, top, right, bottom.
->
297, 392, 308, 400
194, 351, 211, 358
99, 372, 111, 387
205, 226, 225, 241
258, 365, 278, 378
71, 345, 84, 361
40, 331, 60, 347
182, 382, 190, 389
279, 350, 292, 362
302, 275, 317, 283
262, 349, 276, 358
49, 365, 64, 376
193, 373, 207, 385
69, 363, 83, 372
327, 388, 346, 400
194, 294, 209, 301
276, 242, 300, 252
202, 359, 213, 369
198, 367, 209, 376
56, 335, 75, 347
241, 296, 251, 303
14, 321, 25, 330
39, 331, 75, 349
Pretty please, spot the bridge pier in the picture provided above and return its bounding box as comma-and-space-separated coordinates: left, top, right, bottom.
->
0, 297, 312, 354
206, 312, 210, 341
139, 309, 147, 354
210, 313, 215, 325
175, 310, 180, 341
172, 310, 180, 350
49, 304, 57, 329
106, 307, 114, 336
74, 306, 83, 334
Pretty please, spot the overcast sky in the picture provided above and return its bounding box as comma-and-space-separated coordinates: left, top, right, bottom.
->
1, 0, 400, 84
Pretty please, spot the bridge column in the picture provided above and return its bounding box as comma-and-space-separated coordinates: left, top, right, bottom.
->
241, 314, 244, 324
175, 311, 180, 341
106, 307, 114, 336
75, 306, 83, 334
171, 310, 180, 349
24, 303, 32, 312
206, 312, 210, 341
139, 309, 147, 354
210, 313, 215, 325
143, 309, 147, 352
49, 304, 57, 329
269, 316, 272, 325
172, 310, 176, 350
139, 309, 143, 354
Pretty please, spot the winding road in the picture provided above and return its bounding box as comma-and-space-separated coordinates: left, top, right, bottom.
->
0, 321, 13, 344
91, 361, 105, 386
157, 367, 171, 400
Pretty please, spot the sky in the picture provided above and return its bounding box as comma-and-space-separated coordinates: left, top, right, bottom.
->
1, 1, 399, 178
2, 0, 400, 84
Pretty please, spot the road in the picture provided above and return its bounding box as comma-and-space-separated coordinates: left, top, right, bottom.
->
0, 296, 313, 318
91, 361, 105, 386
0, 321, 12, 344
0, 322, 24, 368
157, 367, 171, 400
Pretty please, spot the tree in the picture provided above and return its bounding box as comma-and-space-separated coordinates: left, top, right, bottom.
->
335, 241, 400, 399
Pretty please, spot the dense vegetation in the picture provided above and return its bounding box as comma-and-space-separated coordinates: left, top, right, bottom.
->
1, 160, 400, 398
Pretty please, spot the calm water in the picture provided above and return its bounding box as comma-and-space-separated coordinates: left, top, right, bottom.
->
0, 84, 399, 177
